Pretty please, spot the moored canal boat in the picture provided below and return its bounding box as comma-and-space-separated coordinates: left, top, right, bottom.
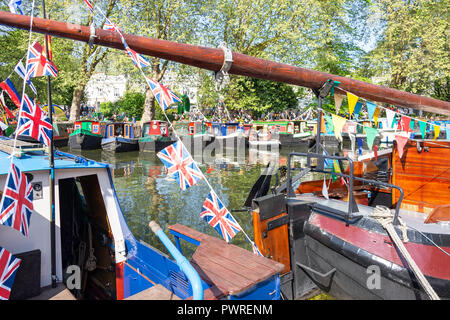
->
0, 138, 284, 300
68, 120, 104, 150
101, 122, 138, 153
138, 120, 176, 153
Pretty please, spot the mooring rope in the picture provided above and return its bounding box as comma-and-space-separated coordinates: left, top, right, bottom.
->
370, 205, 440, 300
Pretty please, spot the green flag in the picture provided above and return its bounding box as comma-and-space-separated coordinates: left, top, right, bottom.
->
419, 121, 427, 139
364, 126, 378, 150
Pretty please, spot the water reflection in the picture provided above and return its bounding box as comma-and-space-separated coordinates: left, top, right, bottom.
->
60, 145, 334, 256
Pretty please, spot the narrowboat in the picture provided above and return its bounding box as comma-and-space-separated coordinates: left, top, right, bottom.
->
179, 121, 215, 154
101, 122, 138, 153
0, 138, 284, 300
211, 122, 248, 150
251, 120, 315, 149
68, 120, 104, 150
53, 121, 72, 148
138, 120, 176, 153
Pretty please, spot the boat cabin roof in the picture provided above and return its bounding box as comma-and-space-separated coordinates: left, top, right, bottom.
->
0, 150, 107, 176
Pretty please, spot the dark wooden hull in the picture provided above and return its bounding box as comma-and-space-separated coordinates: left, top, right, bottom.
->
138, 138, 177, 152
303, 212, 450, 299
101, 137, 138, 153
68, 134, 102, 150
54, 137, 69, 148
279, 134, 315, 148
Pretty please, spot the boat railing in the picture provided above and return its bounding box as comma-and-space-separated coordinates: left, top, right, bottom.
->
149, 221, 204, 300
285, 152, 404, 226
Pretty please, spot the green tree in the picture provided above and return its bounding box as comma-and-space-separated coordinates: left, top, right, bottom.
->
119, 0, 206, 125
368, 0, 449, 101
223, 77, 299, 117
115, 90, 145, 119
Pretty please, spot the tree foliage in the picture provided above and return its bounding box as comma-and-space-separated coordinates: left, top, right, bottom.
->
367, 0, 449, 101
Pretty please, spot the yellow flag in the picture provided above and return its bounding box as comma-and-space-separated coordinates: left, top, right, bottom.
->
332, 114, 347, 142
373, 107, 380, 127
333, 160, 341, 173
347, 92, 359, 116
433, 125, 440, 140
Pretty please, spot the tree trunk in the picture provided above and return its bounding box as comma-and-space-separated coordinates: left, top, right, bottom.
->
140, 88, 156, 125
69, 87, 84, 122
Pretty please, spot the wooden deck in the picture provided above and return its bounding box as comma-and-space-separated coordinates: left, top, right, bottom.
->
27, 283, 76, 300
125, 284, 181, 300
168, 224, 285, 299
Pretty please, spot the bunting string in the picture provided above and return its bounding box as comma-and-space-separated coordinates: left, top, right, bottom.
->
83, 2, 261, 254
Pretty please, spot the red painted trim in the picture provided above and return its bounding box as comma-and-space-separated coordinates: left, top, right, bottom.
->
309, 213, 450, 280
115, 262, 124, 300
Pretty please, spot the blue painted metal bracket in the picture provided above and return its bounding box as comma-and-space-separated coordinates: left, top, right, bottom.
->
149, 221, 203, 300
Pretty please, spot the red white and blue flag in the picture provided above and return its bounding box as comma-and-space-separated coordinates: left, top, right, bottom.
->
0, 78, 21, 108
145, 76, 181, 110
125, 46, 151, 69
0, 163, 33, 237
251, 241, 263, 256
14, 61, 37, 95
103, 18, 121, 33
157, 140, 204, 190
200, 190, 241, 243
0, 246, 21, 300
16, 94, 52, 146
26, 41, 59, 79
84, 0, 94, 12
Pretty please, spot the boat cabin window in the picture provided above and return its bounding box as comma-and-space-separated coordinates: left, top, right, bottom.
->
59, 174, 116, 300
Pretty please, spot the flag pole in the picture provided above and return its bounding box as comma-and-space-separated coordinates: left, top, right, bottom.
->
42, 0, 57, 289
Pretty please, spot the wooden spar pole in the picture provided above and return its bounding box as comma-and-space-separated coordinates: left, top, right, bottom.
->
0, 11, 448, 116
42, 1, 57, 288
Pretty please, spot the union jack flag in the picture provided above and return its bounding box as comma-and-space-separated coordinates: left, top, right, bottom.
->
125, 46, 151, 69
145, 75, 181, 110
16, 94, 52, 146
84, 0, 94, 12
0, 163, 33, 237
157, 140, 204, 190
251, 241, 263, 256
103, 18, 121, 33
0, 246, 21, 300
200, 190, 241, 243
26, 41, 59, 79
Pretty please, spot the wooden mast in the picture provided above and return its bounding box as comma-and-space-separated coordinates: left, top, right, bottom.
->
0, 11, 449, 116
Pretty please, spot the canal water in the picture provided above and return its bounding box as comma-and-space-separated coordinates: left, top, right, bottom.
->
61, 145, 320, 257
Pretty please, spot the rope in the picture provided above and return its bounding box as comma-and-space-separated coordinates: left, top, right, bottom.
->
370, 206, 440, 300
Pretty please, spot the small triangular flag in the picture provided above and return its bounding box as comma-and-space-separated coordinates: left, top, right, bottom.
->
374, 145, 378, 161
366, 101, 376, 121
446, 128, 450, 140
353, 102, 363, 120
334, 94, 344, 114
324, 114, 334, 132
331, 114, 347, 142
322, 177, 329, 200
409, 118, 415, 131
386, 109, 396, 129
399, 116, 411, 133
395, 135, 409, 159
419, 121, 427, 139
433, 125, 440, 140
364, 126, 378, 150
373, 107, 380, 127
347, 92, 359, 116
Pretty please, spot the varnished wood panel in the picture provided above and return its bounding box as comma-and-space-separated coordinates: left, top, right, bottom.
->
392, 140, 450, 213
252, 210, 291, 274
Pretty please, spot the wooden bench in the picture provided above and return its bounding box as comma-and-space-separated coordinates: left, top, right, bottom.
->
168, 224, 285, 299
